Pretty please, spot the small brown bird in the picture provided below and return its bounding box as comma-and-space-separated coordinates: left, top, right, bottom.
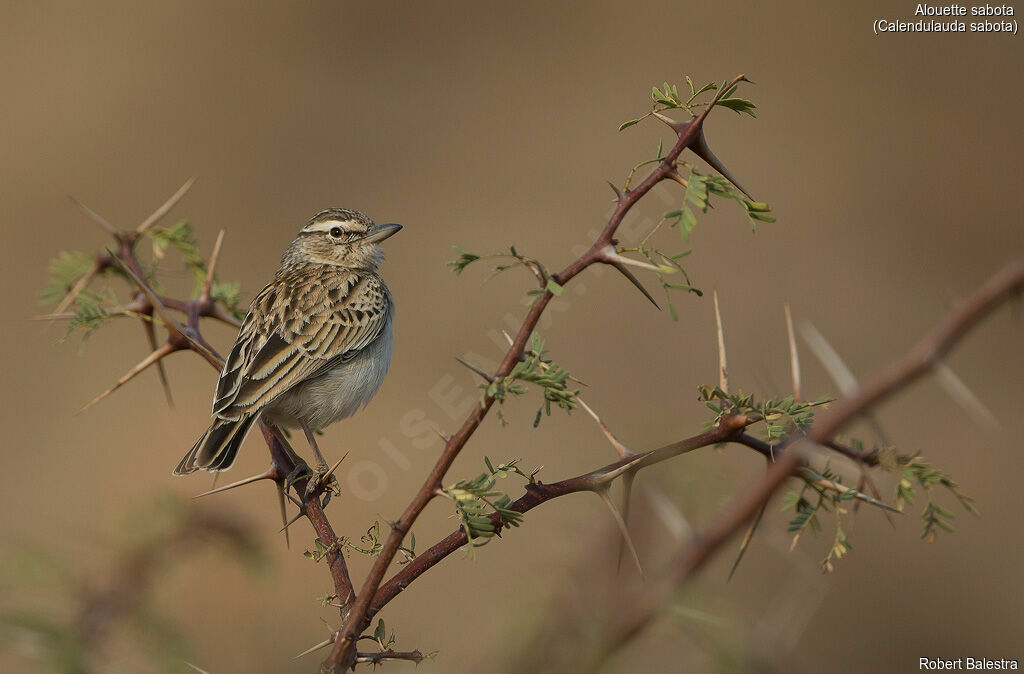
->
174, 208, 400, 483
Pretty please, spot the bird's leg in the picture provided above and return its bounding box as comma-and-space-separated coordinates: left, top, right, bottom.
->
269, 424, 313, 490
301, 421, 329, 470
301, 420, 340, 502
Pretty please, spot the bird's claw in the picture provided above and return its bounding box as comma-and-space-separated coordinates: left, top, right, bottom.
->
304, 462, 342, 507
285, 459, 313, 491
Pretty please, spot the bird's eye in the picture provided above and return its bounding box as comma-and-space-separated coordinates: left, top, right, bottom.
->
329, 227, 343, 237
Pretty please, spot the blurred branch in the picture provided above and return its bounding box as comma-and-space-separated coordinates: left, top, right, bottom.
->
590, 257, 1024, 659
1, 497, 263, 672
76, 503, 261, 645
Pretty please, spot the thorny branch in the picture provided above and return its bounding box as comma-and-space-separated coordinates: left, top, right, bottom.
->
44, 75, 1023, 672
364, 250, 1021, 626
323, 73, 755, 671
42, 180, 357, 629
592, 256, 1024, 660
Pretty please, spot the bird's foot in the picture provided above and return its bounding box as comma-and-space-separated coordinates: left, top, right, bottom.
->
303, 457, 342, 507
284, 458, 313, 492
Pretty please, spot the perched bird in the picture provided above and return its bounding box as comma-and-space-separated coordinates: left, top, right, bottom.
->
174, 208, 401, 488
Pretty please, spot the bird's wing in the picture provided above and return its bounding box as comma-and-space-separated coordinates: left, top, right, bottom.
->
212, 264, 390, 420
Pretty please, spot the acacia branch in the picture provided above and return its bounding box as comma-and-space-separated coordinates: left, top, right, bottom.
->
49, 186, 357, 637
594, 257, 1024, 658
324, 74, 753, 671
365, 414, 756, 618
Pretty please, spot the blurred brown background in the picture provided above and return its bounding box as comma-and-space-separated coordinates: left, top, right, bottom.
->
2, 1, 1022, 672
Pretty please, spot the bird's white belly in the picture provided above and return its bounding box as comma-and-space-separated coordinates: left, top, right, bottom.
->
262, 315, 393, 430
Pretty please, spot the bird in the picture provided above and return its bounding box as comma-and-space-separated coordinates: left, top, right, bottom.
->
174, 208, 401, 493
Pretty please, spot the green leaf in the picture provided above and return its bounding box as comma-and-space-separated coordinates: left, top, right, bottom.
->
716, 97, 758, 117
546, 279, 564, 296
39, 250, 95, 305
446, 246, 480, 275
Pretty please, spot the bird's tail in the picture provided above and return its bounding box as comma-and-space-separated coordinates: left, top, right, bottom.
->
173, 415, 257, 475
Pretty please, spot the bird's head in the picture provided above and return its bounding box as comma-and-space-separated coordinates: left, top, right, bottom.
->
282, 208, 402, 270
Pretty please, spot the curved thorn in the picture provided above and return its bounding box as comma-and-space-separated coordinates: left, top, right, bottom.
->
607, 181, 623, 201
610, 261, 660, 310
652, 110, 687, 132
691, 126, 751, 198
137, 176, 197, 233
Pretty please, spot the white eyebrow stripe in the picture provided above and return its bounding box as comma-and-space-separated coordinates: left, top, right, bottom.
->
301, 219, 364, 234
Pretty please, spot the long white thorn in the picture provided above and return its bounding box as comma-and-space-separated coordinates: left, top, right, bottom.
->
800, 321, 857, 395
142, 318, 174, 408
202, 229, 226, 299
728, 497, 768, 581
596, 488, 643, 578
192, 468, 277, 498
577, 397, 632, 459
615, 472, 637, 573
78, 342, 175, 413
785, 303, 801, 400
714, 291, 728, 394
799, 468, 901, 513
137, 176, 197, 233
934, 363, 1000, 430
293, 636, 335, 659
69, 196, 118, 234
53, 267, 100, 316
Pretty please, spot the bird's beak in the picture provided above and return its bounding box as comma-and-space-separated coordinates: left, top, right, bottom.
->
362, 223, 402, 243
